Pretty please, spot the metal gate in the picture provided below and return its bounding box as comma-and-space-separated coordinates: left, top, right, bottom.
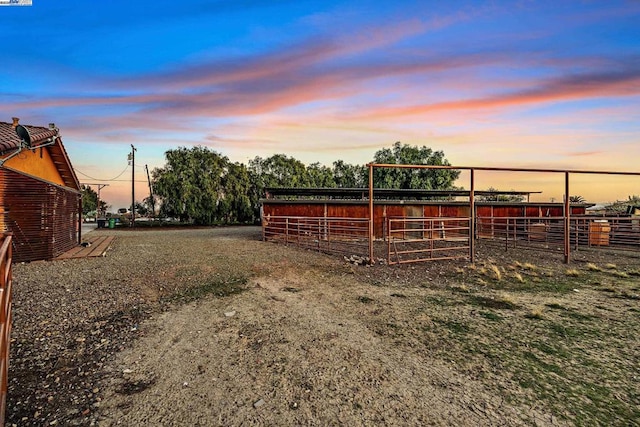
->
386, 217, 470, 264
263, 216, 369, 257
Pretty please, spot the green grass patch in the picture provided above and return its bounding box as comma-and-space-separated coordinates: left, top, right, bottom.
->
424, 295, 461, 306
468, 295, 518, 310
479, 310, 503, 322
433, 319, 469, 335
166, 276, 248, 303
547, 322, 584, 339
390, 293, 407, 298
545, 302, 565, 310
173, 265, 203, 278
530, 340, 570, 359
357, 295, 375, 304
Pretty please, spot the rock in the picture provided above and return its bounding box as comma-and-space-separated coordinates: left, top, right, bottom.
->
224, 311, 236, 317
253, 399, 265, 408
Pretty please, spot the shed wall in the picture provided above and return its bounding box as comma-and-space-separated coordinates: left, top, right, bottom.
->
0, 169, 79, 262
2, 146, 65, 187
262, 201, 588, 240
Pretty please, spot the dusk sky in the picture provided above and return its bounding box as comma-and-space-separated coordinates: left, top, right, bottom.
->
1, 0, 639, 209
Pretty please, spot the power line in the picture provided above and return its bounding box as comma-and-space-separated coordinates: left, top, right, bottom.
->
74, 164, 130, 182
89, 179, 148, 183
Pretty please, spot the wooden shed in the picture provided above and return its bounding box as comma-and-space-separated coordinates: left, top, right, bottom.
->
0, 118, 81, 262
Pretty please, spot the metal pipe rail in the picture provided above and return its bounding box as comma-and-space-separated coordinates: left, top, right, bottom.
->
476, 215, 640, 255
0, 234, 13, 426
387, 217, 470, 265
263, 216, 370, 257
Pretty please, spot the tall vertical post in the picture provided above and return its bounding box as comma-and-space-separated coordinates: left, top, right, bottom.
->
469, 168, 475, 263
145, 164, 154, 216
368, 163, 374, 264
564, 171, 570, 264
78, 196, 82, 244
130, 144, 136, 228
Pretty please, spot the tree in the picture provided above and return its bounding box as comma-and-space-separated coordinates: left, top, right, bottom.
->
604, 195, 640, 214
477, 187, 526, 202
307, 162, 336, 188
371, 142, 459, 189
248, 154, 311, 188
247, 154, 313, 219
98, 200, 109, 216
332, 160, 366, 188
143, 195, 157, 217
569, 195, 586, 203
81, 185, 98, 215
220, 162, 254, 223
135, 201, 149, 216
152, 146, 227, 224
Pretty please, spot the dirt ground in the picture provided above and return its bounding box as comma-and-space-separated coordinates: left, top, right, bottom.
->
8, 226, 640, 426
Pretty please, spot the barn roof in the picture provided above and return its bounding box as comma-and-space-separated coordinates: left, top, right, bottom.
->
0, 120, 80, 191
264, 187, 542, 200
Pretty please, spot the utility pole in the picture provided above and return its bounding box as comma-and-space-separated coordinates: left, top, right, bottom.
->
82, 183, 109, 218
129, 144, 137, 227
145, 164, 155, 217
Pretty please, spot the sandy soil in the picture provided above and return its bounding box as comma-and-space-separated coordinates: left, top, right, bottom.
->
94, 228, 557, 427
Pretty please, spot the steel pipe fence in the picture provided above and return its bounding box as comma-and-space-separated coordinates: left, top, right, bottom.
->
262, 216, 370, 257
476, 215, 640, 254
386, 217, 471, 264
0, 234, 13, 426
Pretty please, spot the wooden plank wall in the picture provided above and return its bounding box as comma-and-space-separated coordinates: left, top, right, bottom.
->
0, 169, 80, 262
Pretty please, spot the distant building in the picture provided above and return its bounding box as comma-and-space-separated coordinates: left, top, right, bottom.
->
0, 118, 81, 262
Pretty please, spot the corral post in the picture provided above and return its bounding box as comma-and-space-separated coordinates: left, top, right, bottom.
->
564, 172, 570, 264
368, 163, 374, 264
469, 168, 475, 263
78, 195, 82, 245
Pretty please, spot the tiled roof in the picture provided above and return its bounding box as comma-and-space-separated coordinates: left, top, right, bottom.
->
0, 120, 80, 191
0, 121, 59, 153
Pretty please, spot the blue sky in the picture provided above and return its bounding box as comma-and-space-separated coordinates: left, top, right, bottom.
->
1, 0, 639, 208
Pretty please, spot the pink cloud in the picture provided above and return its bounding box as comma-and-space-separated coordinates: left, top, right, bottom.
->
354, 67, 640, 119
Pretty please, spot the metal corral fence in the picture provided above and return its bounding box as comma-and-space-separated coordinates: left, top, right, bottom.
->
0, 234, 13, 426
263, 216, 369, 257
264, 213, 640, 264
478, 215, 640, 254
386, 217, 470, 264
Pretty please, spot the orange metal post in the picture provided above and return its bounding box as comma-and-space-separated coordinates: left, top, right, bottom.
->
564, 172, 570, 264
469, 168, 475, 263
368, 163, 374, 264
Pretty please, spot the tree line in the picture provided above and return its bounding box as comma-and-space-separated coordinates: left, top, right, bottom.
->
83, 142, 460, 225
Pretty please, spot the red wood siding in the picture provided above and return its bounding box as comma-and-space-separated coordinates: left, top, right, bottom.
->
262, 201, 588, 240
0, 169, 79, 262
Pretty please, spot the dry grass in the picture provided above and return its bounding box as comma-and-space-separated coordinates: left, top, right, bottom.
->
566, 268, 580, 277
490, 265, 502, 281
497, 292, 516, 307
512, 272, 525, 283
605, 263, 618, 270
526, 306, 545, 319
586, 263, 602, 272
